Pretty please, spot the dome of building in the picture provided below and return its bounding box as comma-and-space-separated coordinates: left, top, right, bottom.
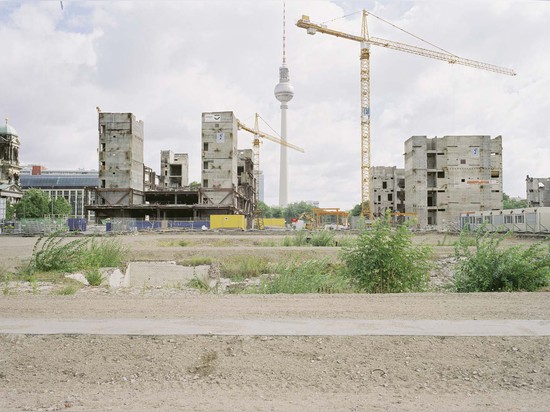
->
0, 121, 18, 136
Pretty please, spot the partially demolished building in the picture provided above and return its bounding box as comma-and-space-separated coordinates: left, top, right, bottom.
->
86, 111, 256, 226
526, 176, 550, 208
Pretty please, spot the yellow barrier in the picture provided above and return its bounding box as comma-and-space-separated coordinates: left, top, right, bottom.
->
263, 218, 286, 228
210, 215, 246, 230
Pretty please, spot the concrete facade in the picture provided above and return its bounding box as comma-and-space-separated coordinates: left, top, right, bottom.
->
98, 113, 144, 206
404, 135, 503, 228
526, 176, 550, 207
201, 112, 238, 206
370, 166, 405, 216
160, 150, 189, 189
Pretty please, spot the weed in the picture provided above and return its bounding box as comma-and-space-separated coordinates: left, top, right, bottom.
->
85, 268, 104, 286
310, 231, 336, 246
25, 233, 126, 275
453, 229, 550, 292
30, 276, 39, 295
282, 231, 309, 246
340, 215, 432, 293
187, 276, 210, 292
220, 256, 272, 279
211, 239, 233, 247
55, 284, 79, 295
258, 259, 352, 294
158, 239, 190, 247
282, 231, 338, 247
2, 272, 13, 296
178, 257, 213, 266
188, 351, 218, 376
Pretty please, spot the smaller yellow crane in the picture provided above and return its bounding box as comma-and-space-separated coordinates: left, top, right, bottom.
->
237, 113, 304, 213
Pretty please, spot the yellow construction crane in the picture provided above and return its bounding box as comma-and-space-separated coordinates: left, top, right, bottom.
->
297, 11, 516, 219
237, 113, 304, 210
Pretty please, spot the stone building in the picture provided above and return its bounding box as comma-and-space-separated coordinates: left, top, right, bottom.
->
97, 112, 144, 206
404, 135, 503, 228
526, 176, 550, 208
370, 166, 405, 217
160, 150, 188, 189
0, 119, 23, 218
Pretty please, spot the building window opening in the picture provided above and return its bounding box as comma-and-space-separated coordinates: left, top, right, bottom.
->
515, 215, 524, 224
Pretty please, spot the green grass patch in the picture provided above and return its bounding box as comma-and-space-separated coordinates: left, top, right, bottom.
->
55, 284, 80, 295
177, 257, 213, 266
257, 259, 352, 294
282, 231, 338, 247
220, 256, 272, 280
159, 239, 189, 247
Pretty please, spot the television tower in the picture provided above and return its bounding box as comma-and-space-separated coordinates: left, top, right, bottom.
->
274, 3, 294, 207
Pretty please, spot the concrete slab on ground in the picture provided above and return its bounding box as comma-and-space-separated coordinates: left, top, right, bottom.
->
0, 319, 548, 336
126, 262, 209, 287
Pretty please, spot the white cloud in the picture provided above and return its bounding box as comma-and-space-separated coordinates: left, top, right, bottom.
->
0, 0, 548, 209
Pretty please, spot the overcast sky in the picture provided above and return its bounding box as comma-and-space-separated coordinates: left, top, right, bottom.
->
1, 0, 548, 209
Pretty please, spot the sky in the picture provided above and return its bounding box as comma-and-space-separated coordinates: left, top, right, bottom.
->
0, 0, 548, 210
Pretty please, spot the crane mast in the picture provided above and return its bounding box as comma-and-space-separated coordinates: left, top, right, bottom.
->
237, 115, 304, 212
297, 11, 515, 219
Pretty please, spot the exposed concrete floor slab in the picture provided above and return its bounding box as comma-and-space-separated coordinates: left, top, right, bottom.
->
126, 261, 208, 287
1, 318, 548, 336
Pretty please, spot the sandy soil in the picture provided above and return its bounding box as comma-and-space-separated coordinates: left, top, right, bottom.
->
1, 232, 549, 411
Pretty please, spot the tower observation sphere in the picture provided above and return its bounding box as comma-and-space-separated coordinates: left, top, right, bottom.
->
274, 65, 294, 103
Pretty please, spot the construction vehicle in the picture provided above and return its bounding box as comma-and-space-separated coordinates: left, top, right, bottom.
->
297, 10, 516, 220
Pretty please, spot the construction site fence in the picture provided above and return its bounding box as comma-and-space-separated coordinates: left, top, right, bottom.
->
0, 217, 73, 235
105, 218, 210, 233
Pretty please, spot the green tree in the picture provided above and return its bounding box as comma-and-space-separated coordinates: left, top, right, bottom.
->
350, 203, 362, 217
284, 201, 313, 221
51, 197, 72, 216
189, 181, 201, 190
5, 202, 15, 220
503, 193, 527, 209
15, 189, 50, 218
340, 213, 432, 293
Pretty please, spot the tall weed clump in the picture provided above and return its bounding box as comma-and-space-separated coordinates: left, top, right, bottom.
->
340, 216, 432, 293
259, 259, 351, 294
453, 230, 550, 292
27, 232, 126, 274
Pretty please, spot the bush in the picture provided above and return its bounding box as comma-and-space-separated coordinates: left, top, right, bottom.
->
453, 230, 550, 292
258, 259, 351, 294
27, 233, 126, 274
340, 216, 432, 293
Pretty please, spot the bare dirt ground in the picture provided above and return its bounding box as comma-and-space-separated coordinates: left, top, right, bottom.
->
0, 231, 549, 411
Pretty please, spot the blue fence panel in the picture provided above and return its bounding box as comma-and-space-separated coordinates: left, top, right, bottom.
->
67, 218, 87, 231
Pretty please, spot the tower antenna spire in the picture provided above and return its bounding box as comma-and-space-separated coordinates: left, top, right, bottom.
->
282, 2, 286, 65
